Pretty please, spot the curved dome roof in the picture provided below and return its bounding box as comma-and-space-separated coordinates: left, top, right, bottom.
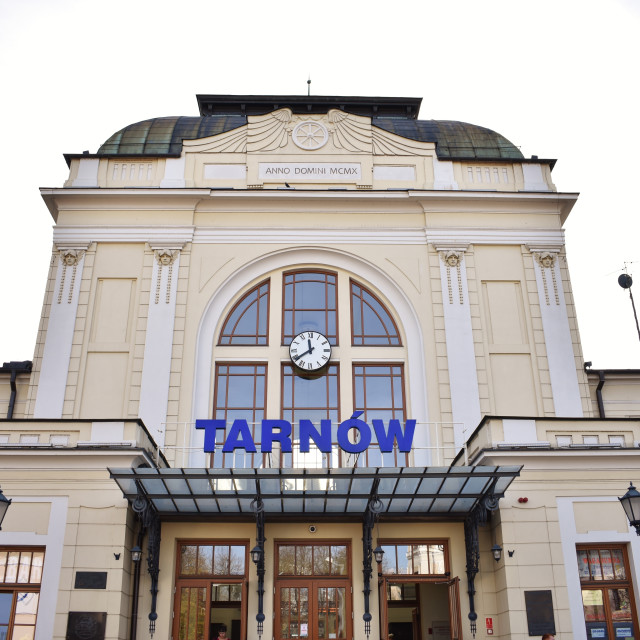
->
97, 114, 523, 160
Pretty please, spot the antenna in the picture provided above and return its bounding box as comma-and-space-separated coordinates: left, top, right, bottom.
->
307, 76, 311, 96
618, 265, 640, 344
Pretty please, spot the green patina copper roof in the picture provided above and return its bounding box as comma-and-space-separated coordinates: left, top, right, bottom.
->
98, 115, 247, 156
97, 115, 523, 160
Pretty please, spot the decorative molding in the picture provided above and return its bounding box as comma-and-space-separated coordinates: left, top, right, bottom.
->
372, 125, 435, 156
328, 110, 372, 153
52, 225, 567, 248
435, 244, 481, 444
292, 120, 329, 150
532, 251, 560, 306
529, 247, 583, 417
56, 249, 85, 304
152, 249, 179, 305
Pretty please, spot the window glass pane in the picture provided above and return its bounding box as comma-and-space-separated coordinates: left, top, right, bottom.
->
583, 589, 606, 621
219, 280, 269, 345
600, 550, 614, 580
283, 271, 338, 342
608, 588, 632, 621
429, 545, 446, 575
396, 545, 411, 575
17, 554, 31, 584
404, 584, 417, 600
0, 593, 12, 624
351, 282, 401, 346
389, 584, 402, 601
331, 546, 347, 576
229, 546, 245, 575
612, 550, 626, 579
279, 546, 295, 575
11, 627, 35, 640
313, 546, 330, 575
296, 546, 312, 575
5, 553, 19, 583
197, 546, 212, 575
214, 546, 230, 575
413, 545, 429, 574
180, 546, 197, 575
381, 546, 396, 574
0, 553, 6, 583
14, 592, 39, 624
589, 550, 603, 580
578, 549, 590, 581
29, 553, 44, 585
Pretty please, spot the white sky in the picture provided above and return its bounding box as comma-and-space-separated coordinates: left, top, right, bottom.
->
1, 0, 639, 367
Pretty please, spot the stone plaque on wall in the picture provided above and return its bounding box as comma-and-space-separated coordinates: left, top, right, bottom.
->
525, 590, 556, 636
74, 571, 107, 589
66, 612, 106, 640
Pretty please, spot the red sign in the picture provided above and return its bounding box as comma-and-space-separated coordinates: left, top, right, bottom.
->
486, 618, 494, 634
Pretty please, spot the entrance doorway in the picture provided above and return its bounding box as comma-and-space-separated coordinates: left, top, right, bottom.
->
378, 578, 462, 640
275, 580, 351, 640
274, 541, 352, 640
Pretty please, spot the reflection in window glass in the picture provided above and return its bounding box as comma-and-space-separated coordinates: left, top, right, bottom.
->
197, 546, 213, 574
180, 544, 246, 576
612, 550, 626, 579
608, 588, 632, 621
331, 546, 347, 576
213, 364, 266, 469
353, 365, 406, 467
278, 544, 347, 576
279, 546, 295, 575
283, 364, 340, 468
589, 550, 603, 580
219, 280, 269, 345
601, 550, 614, 580
380, 544, 447, 575
583, 589, 606, 621
351, 281, 401, 346
181, 546, 197, 575
283, 271, 337, 343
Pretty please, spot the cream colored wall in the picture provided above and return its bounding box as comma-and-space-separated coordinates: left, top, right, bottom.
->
30, 186, 590, 451
0, 451, 141, 640
587, 373, 640, 418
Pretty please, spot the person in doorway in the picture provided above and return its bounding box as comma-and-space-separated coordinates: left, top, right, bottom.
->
216, 625, 228, 640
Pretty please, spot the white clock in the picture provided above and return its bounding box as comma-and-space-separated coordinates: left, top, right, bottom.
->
289, 331, 332, 371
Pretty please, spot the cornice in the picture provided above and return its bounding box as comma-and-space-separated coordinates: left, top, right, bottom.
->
52, 224, 565, 246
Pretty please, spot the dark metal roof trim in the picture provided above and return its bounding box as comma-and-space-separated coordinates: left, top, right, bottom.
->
109, 465, 521, 520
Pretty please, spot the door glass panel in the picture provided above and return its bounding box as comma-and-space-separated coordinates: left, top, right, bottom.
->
179, 587, 206, 640
280, 586, 309, 640
317, 587, 346, 640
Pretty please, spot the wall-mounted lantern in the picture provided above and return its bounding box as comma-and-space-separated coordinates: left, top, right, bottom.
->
619, 482, 640, 535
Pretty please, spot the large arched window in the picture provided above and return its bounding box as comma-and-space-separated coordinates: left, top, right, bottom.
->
211, 269, 408, 469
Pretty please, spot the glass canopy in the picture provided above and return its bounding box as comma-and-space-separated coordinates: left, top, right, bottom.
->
110, 466, 521, 518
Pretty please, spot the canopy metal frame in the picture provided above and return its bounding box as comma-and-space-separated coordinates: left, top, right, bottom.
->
111, 465, 520, 639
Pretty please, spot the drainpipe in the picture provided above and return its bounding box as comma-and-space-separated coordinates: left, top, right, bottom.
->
595, 370, 606, 419
584, 363, 606, 419
3, 361, 32, 419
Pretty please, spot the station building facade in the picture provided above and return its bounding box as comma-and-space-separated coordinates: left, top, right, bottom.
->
1, 94, 640, 640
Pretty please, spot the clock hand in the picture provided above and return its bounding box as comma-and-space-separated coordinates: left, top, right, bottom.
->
293, 347, 312, 361
308, 338, 313, 353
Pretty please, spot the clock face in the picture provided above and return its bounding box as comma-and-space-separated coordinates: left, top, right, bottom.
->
289, 331, 332, 371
